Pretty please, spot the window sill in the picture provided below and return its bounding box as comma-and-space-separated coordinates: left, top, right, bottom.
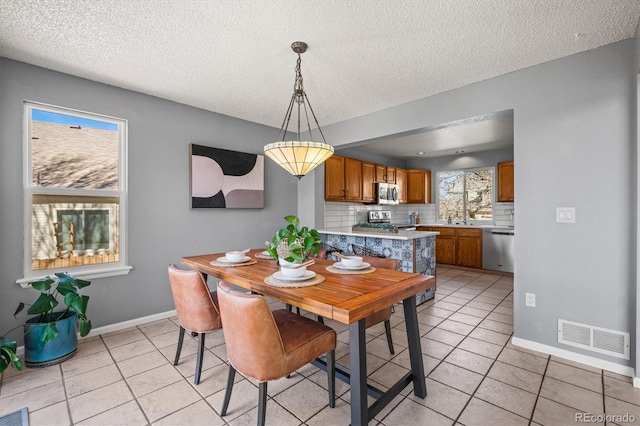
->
17, 265, 133, 288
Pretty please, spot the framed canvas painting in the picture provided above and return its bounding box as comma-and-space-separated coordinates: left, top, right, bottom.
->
189, 144, 264, 208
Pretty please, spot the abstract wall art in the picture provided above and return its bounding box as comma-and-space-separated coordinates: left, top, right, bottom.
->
189, 144, 264, 208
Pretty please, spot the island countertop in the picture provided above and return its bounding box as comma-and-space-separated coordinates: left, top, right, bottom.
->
317, 227, 439, 241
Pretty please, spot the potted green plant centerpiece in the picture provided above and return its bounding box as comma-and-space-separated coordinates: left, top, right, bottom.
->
266, 215, 322, 264
13, 272, 92, 367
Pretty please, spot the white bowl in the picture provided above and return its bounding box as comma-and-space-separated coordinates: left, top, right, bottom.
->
225, 251, 246, 262
340, 256, 363, 268
278, 258, 295, 266
280, 264, 307, 278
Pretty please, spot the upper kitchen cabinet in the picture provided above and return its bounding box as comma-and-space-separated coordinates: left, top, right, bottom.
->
407, 169, 432, 204
325, 155, 363, 202
362, 161, 376, 203
395, 168, 407, 204
375, 164, 396, 183
497, 161, 514, 202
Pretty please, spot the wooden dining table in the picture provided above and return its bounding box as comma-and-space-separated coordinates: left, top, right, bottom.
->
182, 249, 436, 425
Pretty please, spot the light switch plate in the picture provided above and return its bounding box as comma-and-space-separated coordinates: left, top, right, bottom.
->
556, 207, 575, 223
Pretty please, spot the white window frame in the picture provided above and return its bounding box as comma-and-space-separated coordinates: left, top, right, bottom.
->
19, 101, 131, 286
435, 166, 495, 223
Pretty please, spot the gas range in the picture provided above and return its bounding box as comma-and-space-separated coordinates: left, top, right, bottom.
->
367, 210, 416, 230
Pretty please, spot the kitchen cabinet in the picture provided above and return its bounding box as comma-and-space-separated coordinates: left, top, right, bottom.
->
434, 227, 456, 264
395, 168, 407, 203
324, 155, 363, 201
456, 228, 483, 268
419, 226, 482, 268
362, 161, 376, 203
497, 161, 514, 202
375, 165, 396, 183
407, 169, 432, 204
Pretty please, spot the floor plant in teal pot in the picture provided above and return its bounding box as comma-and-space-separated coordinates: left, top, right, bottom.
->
0, 337, 23, 373
14, 272, 92, 367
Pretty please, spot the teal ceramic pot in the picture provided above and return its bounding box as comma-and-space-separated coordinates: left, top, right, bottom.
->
24, 311, 78, 367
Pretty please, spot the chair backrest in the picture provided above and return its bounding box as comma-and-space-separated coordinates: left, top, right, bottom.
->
216, 281, 288, 381
168, 264, 222, 333
361, 255, 398, 271
361, 256, 398, 326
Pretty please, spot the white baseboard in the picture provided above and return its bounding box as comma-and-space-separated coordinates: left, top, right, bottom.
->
83, 309, 177, 338
511, 336, 637, 386
13, 310, 177, 356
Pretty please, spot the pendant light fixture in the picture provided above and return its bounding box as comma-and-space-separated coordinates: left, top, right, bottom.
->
264, 41, 334, 179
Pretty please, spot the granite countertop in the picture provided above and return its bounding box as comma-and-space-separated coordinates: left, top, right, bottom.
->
317, 227, 439, 241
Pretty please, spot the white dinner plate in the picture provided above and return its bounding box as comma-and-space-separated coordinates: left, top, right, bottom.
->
216, 256, 252, 264
333, 262, 371, 271
272, 270, 316, 282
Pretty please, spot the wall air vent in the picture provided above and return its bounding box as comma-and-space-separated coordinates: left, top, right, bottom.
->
558, 319, 629, 360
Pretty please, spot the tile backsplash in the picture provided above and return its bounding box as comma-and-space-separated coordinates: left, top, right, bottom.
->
323, 202, 514, 227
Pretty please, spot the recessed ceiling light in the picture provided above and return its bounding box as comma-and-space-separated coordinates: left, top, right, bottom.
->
417, 151, 425, 155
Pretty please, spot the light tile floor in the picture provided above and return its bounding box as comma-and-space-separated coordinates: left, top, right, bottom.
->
2, 266, 640, 425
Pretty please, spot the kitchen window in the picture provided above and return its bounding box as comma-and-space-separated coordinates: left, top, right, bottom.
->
437, 168, 493, 222
22, 102, 130, 282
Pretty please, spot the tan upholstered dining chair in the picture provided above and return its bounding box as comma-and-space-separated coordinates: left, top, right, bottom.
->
322, 252, 399, 354
168, 264, 223, 385
359, 255, 399, 355
216, 280, 336, 426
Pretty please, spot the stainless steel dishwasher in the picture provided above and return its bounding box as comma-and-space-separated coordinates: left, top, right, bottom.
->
482, 228, 514, 273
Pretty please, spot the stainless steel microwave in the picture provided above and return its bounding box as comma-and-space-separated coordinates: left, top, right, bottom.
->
376, 183, 399, 205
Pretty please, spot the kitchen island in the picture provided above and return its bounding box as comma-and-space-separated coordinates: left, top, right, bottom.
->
318, 227, 439, 303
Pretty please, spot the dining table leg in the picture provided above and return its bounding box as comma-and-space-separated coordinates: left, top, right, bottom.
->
349, 318, 368, 425
403, 295, 427, 398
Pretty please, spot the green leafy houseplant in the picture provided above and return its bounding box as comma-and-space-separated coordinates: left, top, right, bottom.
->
15, 272, 92, 343
266, 215, 322, 262
0, 337, 23, 373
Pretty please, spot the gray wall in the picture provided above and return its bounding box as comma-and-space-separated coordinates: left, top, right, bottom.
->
634, 24, 640, 379
319, 38, 638, 368
0, 58, 298, 341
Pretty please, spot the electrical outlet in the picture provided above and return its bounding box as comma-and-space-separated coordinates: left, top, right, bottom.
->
525, 293, 536, 308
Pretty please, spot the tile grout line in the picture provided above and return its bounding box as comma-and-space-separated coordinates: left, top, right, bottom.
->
422, 271, 520, 422
442, 269, 619, 422
58, 364, 75, 426
89, 330, 153, 425
526, 351, 551, 426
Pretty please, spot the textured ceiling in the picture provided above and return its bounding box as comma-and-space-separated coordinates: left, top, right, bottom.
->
1, 0, 639, 157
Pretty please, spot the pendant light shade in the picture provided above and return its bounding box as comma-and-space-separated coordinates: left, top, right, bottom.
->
264, 141, 334, 178
264, 42, 334, 179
